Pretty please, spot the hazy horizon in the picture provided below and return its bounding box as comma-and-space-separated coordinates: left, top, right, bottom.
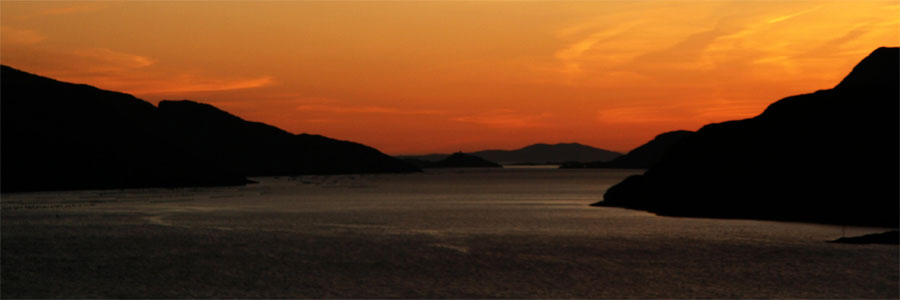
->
2, 1, 897, 154
394, 141, 618, 157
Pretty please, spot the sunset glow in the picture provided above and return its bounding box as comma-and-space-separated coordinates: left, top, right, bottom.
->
2, 1, 897, 154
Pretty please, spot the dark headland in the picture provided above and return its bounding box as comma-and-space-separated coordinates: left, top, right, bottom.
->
156, 100, 419, 176
561, 130, 693, 169
596, 47, 900, 228
0, 65, 419, 192
830, 230, 899, 245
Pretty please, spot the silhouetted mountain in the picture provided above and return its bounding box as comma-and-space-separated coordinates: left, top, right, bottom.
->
596, 47, 900, 228
0, 65, 419, 192
399, 143, 622, 164
424, 153, 502, 168
561, 130, 693, 169
158, 100, 419, 175
0, 65, 250, 192
476, 143, 622, 163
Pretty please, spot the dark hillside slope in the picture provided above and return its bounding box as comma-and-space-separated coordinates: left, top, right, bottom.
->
1, 66, 418, 192
158, 100, 420, 175
598, 47, 899, 227
0, 66, 248, 192
562, 130, 693, 169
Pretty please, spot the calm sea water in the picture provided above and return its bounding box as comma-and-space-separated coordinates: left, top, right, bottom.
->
2, 168, 897, 298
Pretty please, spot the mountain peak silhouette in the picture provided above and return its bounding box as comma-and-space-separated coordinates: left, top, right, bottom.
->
834, 47, 899, 90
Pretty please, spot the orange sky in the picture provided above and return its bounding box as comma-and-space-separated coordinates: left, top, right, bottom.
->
2, 1, 898, 154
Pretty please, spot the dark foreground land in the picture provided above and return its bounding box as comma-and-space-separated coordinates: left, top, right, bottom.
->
599, 47, 900, 227
2, 170, 896, 299
0, 65, 418, 193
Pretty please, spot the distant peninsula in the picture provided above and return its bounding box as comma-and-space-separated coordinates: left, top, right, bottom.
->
595, 47, 900, 228
561, 130, 693, 169
407, 152, 503, 168
830, 231, 899, 245
0, 65, 419, 192
398, 143, 622, 165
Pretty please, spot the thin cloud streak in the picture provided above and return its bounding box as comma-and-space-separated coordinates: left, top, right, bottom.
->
452, 111, 553, 129
70, 48, 155, 70
296, 104, 446, 115
2, 42, 273, 95
0, 26, 46, 45
767, 6, 821, 24
11, 3, 106, 21
135, 76, 275, 94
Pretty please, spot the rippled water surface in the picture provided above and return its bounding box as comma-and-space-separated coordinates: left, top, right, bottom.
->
2, 168, 896, 298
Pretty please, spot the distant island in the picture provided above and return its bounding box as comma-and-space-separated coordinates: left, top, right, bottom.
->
596, 47, 900, 228
398, 143, 622, 165
561, 130, 693, 169
0, 65, 419, 192
419, 152, 503, 168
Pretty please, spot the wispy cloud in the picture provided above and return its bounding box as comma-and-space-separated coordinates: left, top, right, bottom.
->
136, 75, 275, 94
296, 104, 445, 115
2, 39, 273, 95
71, 48, 156, 70
0, 26, 46, 45
12, 3, 106, 21
767, 6, 820, 24
2, 6, 281, 96
452, 110, 552, 129
543, 1, 890, 89
596, 106, 684, 124
2, 46, 156, 75
553, 19, 645, 74
301, 119, 336, 124
596, 98, 763, 126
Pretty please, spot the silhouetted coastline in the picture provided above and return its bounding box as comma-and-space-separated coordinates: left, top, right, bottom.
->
560, 130, 693, 169
0, 66, 419, 192
831, 231, 899, 245
596, 47, 900, 228
157, 100, 420, 176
